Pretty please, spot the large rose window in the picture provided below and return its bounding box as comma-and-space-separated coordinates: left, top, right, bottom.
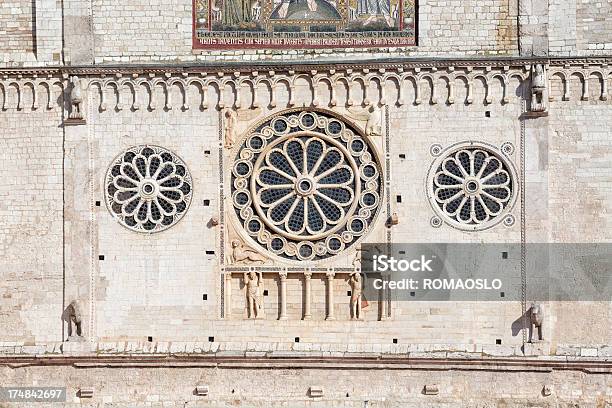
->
428, 143, 517, 230
104, 145, 193, 233
232, 110, 382, 261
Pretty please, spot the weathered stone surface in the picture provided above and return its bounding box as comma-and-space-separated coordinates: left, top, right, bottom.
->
0, 1, 610, 406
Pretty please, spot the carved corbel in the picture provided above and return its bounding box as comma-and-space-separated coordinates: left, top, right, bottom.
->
446, 76, 455, 105
201, 84, 209, 110
288, 83, 296, 107
29, 81, 39, 110
0, 83, 6, 111
397, 78, 406, 106
329, 79, 338, 107
483, 78, 492, 104
580, 72, 589, 101
312, 78, 320, 107
414, 78, 422, 105
251, 81, 260, 108
115, 83, 124, 111
466, 79, 473, 105
234, 82, 242, 109
163, 82, 172, 110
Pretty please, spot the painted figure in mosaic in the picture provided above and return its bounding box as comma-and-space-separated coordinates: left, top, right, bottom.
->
244, 271, 265, 319
222, 0, 253, 26
270, 0, 341, 20
349, 272, 363, 319
357, 0, 394, 27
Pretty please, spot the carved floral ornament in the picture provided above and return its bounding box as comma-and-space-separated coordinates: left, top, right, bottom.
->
230, 109, 383, 262
427, 142, 518, 231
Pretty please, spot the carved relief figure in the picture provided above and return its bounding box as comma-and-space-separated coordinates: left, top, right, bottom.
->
352, 246, 362, 269
231, 239, 267, 264
244, 271, 265, 319
65, 300, 83, 338
530, 64, 547, 113
529, 303, 543, 342
365, 104, 383, 136
69, 76, 84, 120
349, 272, 363, 319
224, 109, 238, 149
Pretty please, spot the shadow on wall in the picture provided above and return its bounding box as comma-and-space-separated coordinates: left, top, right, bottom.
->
511, 309, 530, 337
61, 301, 83, 340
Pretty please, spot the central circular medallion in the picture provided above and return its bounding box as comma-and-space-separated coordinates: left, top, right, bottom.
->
465, 179, 479, 194
140, 180, 157, 198
296, 177, 314, 196
231, 110, 383, 261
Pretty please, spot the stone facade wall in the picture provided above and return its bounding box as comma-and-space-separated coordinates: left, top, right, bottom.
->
0, 0, 35, 65
1, 60, 609, 355
64, 74, 527, 347
0, 1, 610, 404
0, 80, 65, 344
1, 1, 611, 66
0, 364, 610, 407
544, 72, 612, 346
81, 85, 219, 341
88, 0, 518, 64
0, 0, 64, 67
549, 0, 612, 56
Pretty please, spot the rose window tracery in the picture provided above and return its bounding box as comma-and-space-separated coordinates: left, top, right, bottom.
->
104, 145, 193, 233
428, 143, 516, 230
232, 110, 383, 261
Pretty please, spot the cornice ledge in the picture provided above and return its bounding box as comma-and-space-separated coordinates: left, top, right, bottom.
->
0, 56, 610, 77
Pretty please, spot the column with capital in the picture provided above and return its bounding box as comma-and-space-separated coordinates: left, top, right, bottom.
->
325, 271, 335, 321
279, 271, 288, 320
303, 272, 312, 320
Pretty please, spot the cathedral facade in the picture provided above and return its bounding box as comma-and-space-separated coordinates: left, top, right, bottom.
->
0, 0, 611, 406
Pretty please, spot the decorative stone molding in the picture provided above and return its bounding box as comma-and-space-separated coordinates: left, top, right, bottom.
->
0, 75, 64, 111
0, 59, 609, 112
